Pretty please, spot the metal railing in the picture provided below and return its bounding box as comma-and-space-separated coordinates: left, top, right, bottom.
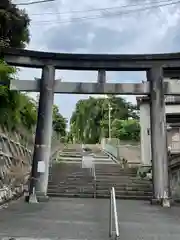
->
109, 187, 119, 240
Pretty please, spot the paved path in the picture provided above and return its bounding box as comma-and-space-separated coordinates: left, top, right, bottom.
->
0, 198, 180, 240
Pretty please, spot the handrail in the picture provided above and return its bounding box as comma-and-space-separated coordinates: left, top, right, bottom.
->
109, 187, 119, 239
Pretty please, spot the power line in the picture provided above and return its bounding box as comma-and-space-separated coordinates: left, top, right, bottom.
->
31, 0, 179, 24
30, 0, 172, 16
16, 0, 55, 6
31, 0, 180, 25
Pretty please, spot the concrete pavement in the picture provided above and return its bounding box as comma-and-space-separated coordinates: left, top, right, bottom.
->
0, 198, 180, 239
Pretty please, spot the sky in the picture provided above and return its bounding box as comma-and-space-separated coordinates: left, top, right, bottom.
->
13, 0, 180, 126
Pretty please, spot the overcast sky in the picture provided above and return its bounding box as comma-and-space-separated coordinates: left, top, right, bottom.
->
14, 0, 180, 124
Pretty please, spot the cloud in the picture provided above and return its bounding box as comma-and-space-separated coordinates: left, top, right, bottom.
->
45, 22, 92, 52
14, 0, 180, 124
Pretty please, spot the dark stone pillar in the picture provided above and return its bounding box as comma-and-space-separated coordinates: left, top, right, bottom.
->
147, 66, 170, 207
98, 70, 106, 83
28, 65, 55, 202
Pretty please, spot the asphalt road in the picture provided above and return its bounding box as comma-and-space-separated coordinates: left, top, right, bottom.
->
0, 198, 180, 240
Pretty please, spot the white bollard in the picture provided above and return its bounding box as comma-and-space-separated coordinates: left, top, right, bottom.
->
29, 187, 38, 204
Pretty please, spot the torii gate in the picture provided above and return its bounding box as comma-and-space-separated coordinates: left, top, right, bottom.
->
3, 48, 180, 206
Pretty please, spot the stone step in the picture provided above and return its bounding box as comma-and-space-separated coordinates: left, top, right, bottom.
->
95, 177, 150, 182
95, 179, 148, 184
49, 170, 87, 174
49, 175, 93, 180
49, 174, 93, 179
94, 165, 124, 169
47, 191, 151, 200
95, 179, 151, 184
59, 156, 82, 159
95, 167, 137, 172
95, 189, 152, 195
95, 194, 151, 200
95, 168, 136, 172
48, 183, 94, 188
48, 187, 94, 193
95, 173, 137, 177
49, 173, 93, 177
47, 192, 95, 198
55, 161, 82, 164
95, 185, 152, 191
48, 181, 94, 186
49, 169, 88, 173
48, 186, 94, 191
95, 167, 136, 171
48, 176, 94, 180
95, 172, 135, 175
95, 183, 151, 188
50, 164, 82, 168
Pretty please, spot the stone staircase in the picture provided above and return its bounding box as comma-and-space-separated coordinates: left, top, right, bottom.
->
95, 164, 152, 200
56, 147, 83, 163
47, 162, 95, 198
48, 145, 152, 200
48, 163, 152, 200
57, 145, 115, 164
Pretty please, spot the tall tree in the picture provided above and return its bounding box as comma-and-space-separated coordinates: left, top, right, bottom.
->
70, 96, 140, 144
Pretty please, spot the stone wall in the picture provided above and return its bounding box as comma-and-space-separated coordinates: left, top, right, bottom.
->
0, 126, 65, 205
169, 154, 180, 200
0, 127, 32, 204
101, 138, 141, 164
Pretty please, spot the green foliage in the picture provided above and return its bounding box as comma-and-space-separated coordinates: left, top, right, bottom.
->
111, 119, 140, 141
0, 82, 37, 131
0, 60, 17, 81
0, 1, 67, 138
0, 0, 30, 49
70, 96, 140, 144
52, 105, 67, 137
0, 0, 32, 132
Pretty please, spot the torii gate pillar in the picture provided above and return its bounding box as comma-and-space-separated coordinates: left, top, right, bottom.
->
147, 67, 170, 206
28, 65, 55, 202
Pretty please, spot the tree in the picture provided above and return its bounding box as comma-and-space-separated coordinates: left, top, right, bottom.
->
70, 96, 140, 144
111, 119, 140, 141
0, 0, 30, 49
19, 94, 37, 130
0, 0, 32, 132
52, 105, 67, 138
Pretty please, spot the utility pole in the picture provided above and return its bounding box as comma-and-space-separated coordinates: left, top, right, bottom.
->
103, 95, 112, 140
108, 102, 112, 140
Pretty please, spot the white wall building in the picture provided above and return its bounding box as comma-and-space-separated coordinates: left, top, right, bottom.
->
137, 79, 180, 165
